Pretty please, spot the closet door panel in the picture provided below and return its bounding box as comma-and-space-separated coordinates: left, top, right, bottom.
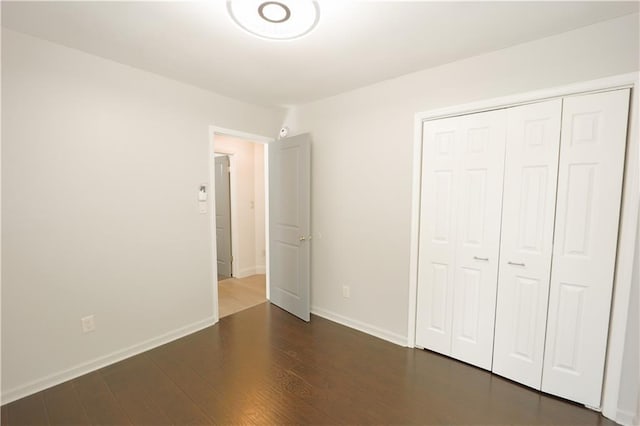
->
415, 116, 463, 354
542, 89, 630, 407
451, 109, 507, 370
492, 99, 562, 389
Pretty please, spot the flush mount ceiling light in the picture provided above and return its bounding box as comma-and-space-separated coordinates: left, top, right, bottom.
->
227, 0, 319, 40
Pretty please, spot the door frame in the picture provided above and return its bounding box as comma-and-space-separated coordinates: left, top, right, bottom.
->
407, 73, 638, 419
209, 126, 274, 323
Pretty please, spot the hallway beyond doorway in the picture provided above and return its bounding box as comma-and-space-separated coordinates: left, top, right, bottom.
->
218, 274, 266, 318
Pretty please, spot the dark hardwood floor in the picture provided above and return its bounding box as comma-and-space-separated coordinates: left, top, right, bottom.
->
2, 302, 614, 425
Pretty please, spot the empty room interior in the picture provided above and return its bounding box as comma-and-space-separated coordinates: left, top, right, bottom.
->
1, 1, 639, 425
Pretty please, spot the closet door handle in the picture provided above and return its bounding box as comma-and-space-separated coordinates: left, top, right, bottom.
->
508, 261, 526, 267
473, 256, 489, 262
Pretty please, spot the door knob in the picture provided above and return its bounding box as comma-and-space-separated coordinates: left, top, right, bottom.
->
299, 236, 306, 241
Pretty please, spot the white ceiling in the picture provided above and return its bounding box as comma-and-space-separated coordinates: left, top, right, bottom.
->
2, 1, 638, 107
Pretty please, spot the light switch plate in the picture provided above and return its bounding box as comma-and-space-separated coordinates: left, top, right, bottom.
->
81, 315, 95, 333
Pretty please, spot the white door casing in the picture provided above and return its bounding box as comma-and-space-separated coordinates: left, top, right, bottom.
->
450, 109, 507, 370
215, 155, 233, 277
492, 99, 562, 389
416, 115, 463, 355
268, 133, 311, 321
541, 89, 630, 407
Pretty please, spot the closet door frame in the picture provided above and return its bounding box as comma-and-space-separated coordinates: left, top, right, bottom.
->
408, 72, 638, 420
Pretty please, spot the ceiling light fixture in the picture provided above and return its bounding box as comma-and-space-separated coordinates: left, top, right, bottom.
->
227, 0, 319, 41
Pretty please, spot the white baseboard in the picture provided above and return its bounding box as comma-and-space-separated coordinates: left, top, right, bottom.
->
616, 409, 638, 426
234, 267, 255, 278
235, 266, 266, 278
311, 306, 407, 347
1, 316, 217, 405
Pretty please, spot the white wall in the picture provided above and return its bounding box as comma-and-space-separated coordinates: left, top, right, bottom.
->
214, 135, 265, 278
1, 29, 283, 401
286, 13, 640, 350
254, 146, 266, 273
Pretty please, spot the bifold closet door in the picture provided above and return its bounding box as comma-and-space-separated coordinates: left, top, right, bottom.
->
541, 89, 630, 407
492, 99, 562, 389
415, 114, 463, 355
450, 109, 506, 370
416, 109, 507, 371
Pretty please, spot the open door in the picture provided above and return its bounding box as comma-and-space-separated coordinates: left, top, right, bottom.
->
214, 155, 233, 278
269, 133, 311, 321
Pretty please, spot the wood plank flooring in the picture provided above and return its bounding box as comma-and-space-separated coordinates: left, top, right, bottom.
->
1, 303, 614, 425
218, 274, 266, 318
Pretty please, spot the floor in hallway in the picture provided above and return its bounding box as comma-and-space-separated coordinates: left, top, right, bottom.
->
218, 274, 266, 318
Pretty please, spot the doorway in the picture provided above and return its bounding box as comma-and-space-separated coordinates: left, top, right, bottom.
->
210, 129, 271, 320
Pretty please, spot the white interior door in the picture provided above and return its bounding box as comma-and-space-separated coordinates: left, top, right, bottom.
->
450, 109, 507, 370
214, 155, 233, 278
416, 115, 463, 355
541, 89, 630, 407
268, 133, 311, 321
492, 99, 562, 389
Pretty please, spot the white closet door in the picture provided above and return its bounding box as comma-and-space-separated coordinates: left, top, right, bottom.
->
415, 115, 463, 355
541, 89, 630, 407
450, 109, 507, 370
492, 99, 562, 388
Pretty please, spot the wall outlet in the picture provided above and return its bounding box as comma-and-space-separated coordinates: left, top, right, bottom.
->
342, 285, 350, 298
81, 315, 96, 333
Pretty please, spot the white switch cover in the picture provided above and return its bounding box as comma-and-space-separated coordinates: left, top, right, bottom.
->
198, 185, 207, 201
81, 315, 96, 333
199, 202, 207, 214
342, 286, 350, 298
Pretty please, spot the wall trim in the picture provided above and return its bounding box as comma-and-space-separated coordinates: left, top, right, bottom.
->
601, 79, 640, 419
1, 316, 217, 405
235, 266, 262, 278
311, 306, 407, 347
407, 72, 639, 421
413, 72, 637, 123
233, 266, 264, 279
